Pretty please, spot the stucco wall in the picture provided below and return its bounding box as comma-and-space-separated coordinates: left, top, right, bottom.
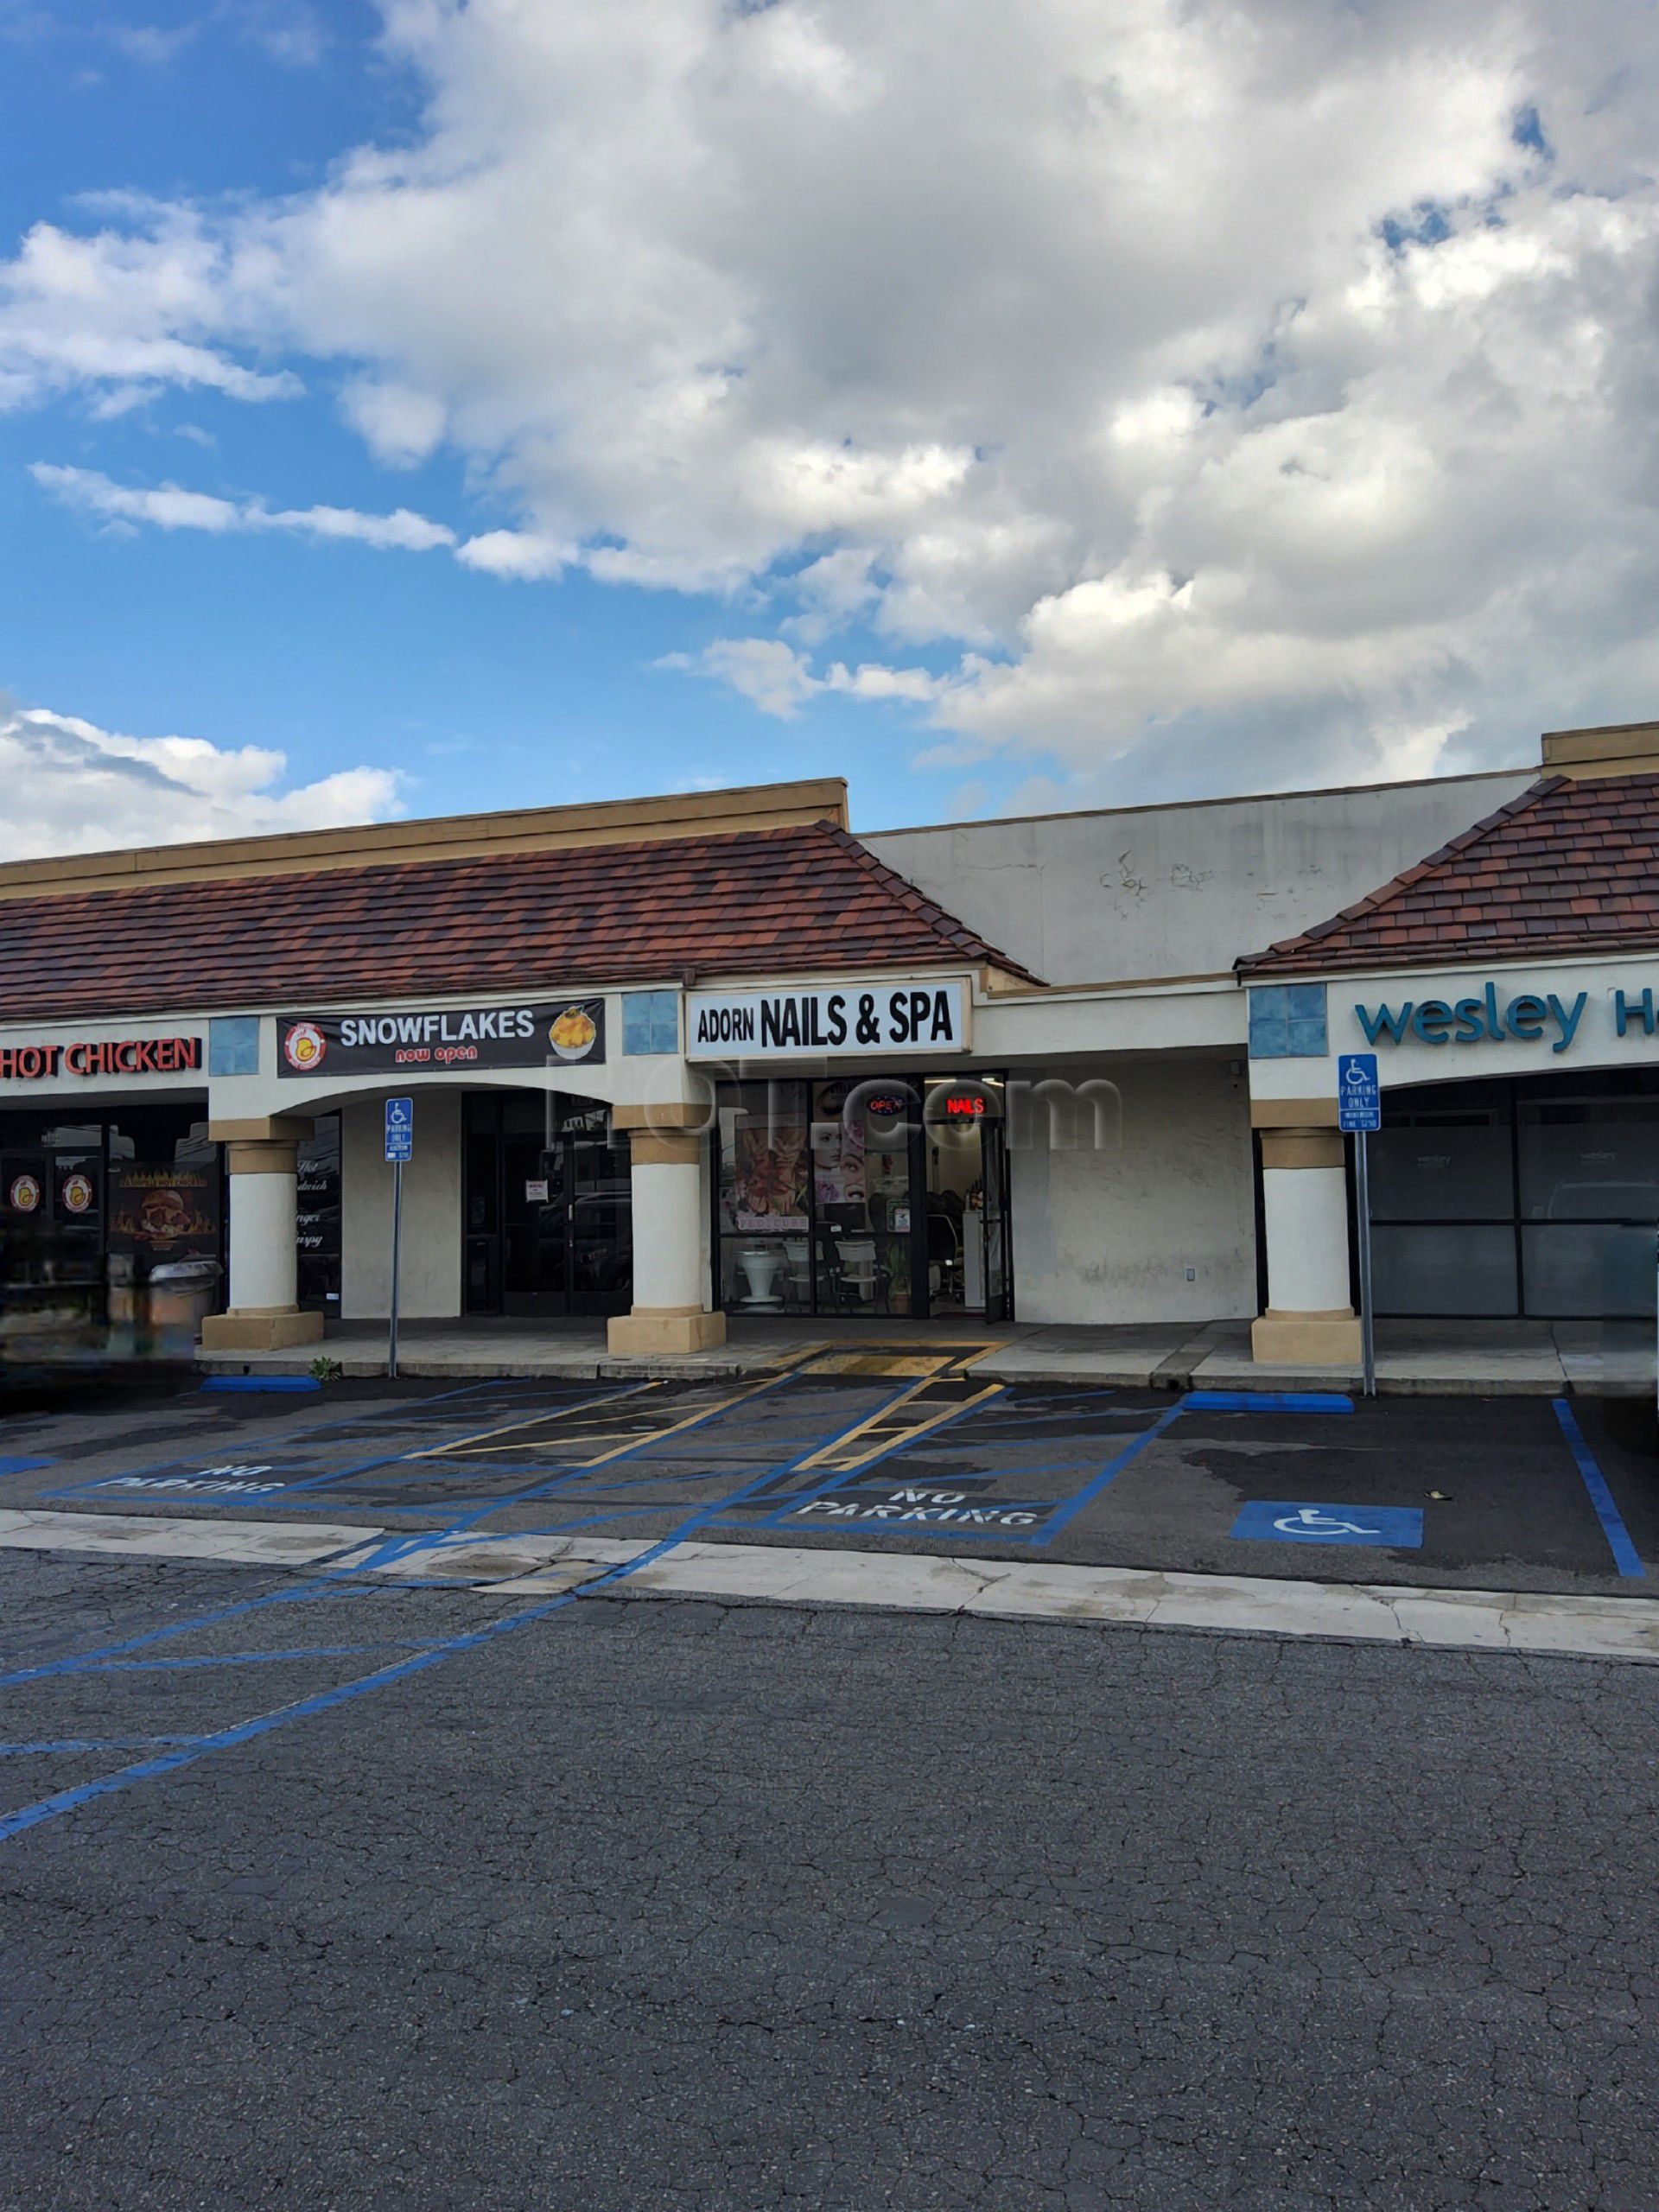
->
868, 770, 1535, 989
341, 1091, 463, 1319
1008, 1053, 1255, 1324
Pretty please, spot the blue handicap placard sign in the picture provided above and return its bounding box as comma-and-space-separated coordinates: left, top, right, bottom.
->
1230, 1499, 1424, 1549
1337, 1052, 1381, 1132
385, 1095, 414, 1163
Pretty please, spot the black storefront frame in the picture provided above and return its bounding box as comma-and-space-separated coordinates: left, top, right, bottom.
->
709, 1072, 1014, 1323
1364, 1066, 1659, 1319
461, 1090, 632, 1319
0, 1096, 225, 1334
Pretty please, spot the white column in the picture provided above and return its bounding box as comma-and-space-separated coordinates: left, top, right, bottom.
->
607, 1116, 726, 1357
200, 1120, 324, 1353
227, 1163, 300, 1310
1250, 1123, 1361, 1364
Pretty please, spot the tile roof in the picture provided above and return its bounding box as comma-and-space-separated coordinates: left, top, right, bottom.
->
0, 820, 1038, 1025
1239, 772, 1659, 978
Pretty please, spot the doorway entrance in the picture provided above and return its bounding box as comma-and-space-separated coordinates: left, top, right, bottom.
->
922, 1079, 1012, 1320
714, 1073, 1012, 1320
463, 1091, 632, 1318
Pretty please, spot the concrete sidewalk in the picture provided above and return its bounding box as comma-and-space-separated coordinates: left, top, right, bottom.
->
193, 1313, 1656, 1395
5, 1507, 1659, 1663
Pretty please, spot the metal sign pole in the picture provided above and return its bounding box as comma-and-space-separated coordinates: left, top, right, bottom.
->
389, 1156, 404, 1381
1355, 1126, 1376, 1398
383, 1095, 413, 1383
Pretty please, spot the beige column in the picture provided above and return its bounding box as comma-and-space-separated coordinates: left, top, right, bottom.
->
607, 1103, 727, 1357
199, 1116, 325, 1352
1250, 1106, 1361, 1364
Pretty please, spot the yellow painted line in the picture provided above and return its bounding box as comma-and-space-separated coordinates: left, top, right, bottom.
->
410, 1382, 664, 1461
795, 1380, 1007, 1474
573, 1368, 810, 1468
804, 1352, 952, 1378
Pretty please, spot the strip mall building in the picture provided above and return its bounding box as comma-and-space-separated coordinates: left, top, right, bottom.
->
2, 721, 1656, 1365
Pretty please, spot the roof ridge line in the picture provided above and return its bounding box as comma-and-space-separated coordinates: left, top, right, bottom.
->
818, 822, 1043, 983
1236, 776, 1560, 972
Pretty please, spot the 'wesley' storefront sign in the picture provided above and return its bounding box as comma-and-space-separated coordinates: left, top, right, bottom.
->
1352, 980, 1659, 1054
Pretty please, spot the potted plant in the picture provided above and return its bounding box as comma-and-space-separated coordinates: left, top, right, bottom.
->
885, 1235, 911, 1315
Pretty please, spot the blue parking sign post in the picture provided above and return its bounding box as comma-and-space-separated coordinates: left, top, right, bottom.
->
385, 1098, 413, 1379
1338, 1055, 1381, 1397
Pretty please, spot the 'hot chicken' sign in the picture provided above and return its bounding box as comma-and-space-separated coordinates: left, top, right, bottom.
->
0, 1036, 202, 1081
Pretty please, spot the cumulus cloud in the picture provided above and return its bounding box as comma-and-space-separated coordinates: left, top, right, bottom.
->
32, 463, 455, 551
11, 2, 1659, 798
667, 637, 941, 719
0, 700, 406, 861
0, 212, 297, 414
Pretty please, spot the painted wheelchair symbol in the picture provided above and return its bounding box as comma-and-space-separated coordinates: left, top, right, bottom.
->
1272, 1506, 1382, 1538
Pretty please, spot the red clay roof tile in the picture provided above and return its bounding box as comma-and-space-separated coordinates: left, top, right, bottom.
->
0, 820, 1037, 1023
1238, 773, 1659, 977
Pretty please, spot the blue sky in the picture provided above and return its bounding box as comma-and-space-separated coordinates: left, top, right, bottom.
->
0, 0, 980, 843
1, 2, 1656, 857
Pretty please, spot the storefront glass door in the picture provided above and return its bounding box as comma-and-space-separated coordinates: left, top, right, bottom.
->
715, 1076, 1011, 1321
464, 1092, 632, 1318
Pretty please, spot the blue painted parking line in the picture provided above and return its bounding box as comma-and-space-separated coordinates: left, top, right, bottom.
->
0, 1581, 592, 1847
0, 1577, 379, 1688
1554, 1400, 1645, 1579
0, 1456, 55, 1474
1035, 1400, 1189, 1545
1185, 1391, 1354, 1415
1230, 1500, 1423, 1548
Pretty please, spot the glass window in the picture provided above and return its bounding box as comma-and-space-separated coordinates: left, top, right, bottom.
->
1371, 1224, 1518, 1316
296, 1115, 341, 1312
622, 989, 679, 1056
1518, 1102, 1659, 1221
717, 1084, 809, 1235
1369, 1118, 1514, 1222
1522, 1225, 1656, 1318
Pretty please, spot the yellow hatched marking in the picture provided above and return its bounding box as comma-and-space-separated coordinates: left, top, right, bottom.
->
804, 1352, 951, 1379
795, 1380, 1006, 1474
409, 1382, 665, 1461
569, 1372, 801, 1467
413, 1338, 834, 1462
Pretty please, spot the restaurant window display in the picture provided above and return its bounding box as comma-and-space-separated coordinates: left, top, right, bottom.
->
715, 1076, 1011, 1319
0, 1104, 222, 1347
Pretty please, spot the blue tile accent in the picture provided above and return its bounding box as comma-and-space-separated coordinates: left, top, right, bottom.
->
622, 989, 679, 1056
1249, 982, 1327, 1059
208, 1015, 261, 1077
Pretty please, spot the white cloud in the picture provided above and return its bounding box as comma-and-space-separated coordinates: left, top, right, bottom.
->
0, 213, 298, 414
0, 699, 405, 861
454, 527, 569, 580
670, 636, 941, 719
341, 376, 446, 466
10, 3, 1659, 796
32, 463, 455, 551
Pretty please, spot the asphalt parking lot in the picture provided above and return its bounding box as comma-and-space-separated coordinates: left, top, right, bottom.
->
3, 1345, 1657, 1596
2, 1543, 1657, 2209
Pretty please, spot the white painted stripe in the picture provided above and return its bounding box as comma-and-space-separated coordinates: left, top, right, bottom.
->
0, 1509, 381, 1567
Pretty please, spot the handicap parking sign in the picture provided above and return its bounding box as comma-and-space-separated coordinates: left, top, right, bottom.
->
1338, 1052, 1381, 1132
385, 1095, 414, 1163
1230, 1499, 1424, 1548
